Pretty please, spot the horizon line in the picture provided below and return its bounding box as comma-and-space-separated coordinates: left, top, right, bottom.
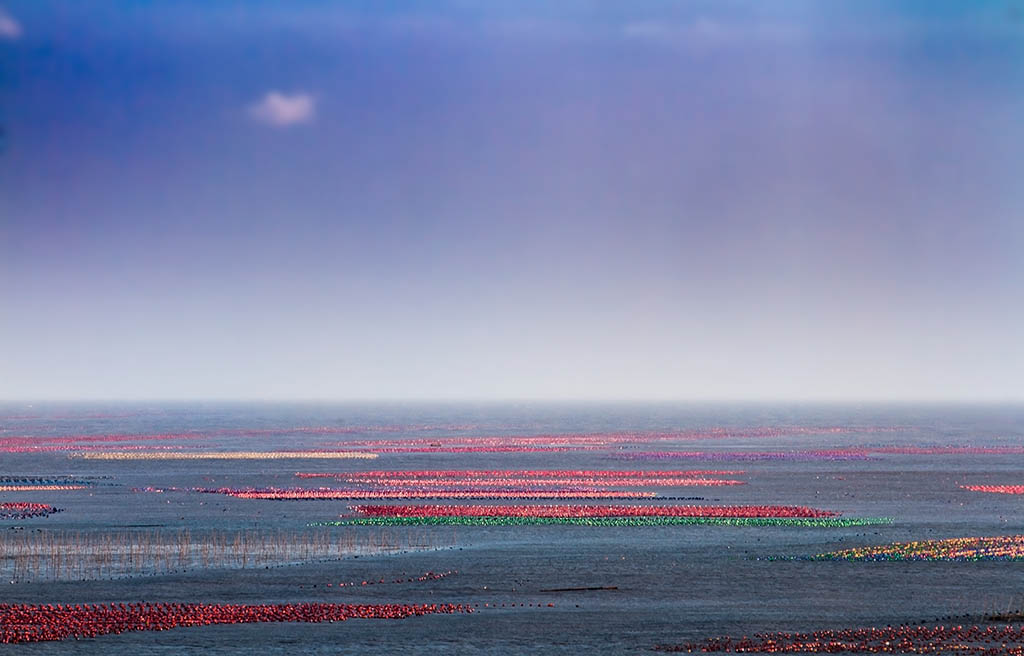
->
2, 397, 1023, 405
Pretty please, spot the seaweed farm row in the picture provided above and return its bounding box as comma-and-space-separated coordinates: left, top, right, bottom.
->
0, 485, 88, 491
350, 446, 602, 453
180, 481, 1015, 500
0, 502, 63, 520
619, 450, 878, 461
792, 536, 1024, 561
50, 445, 1024, 459
184, 468, 751, 500
297, 469, 745, 479
74, 451, 379, 460
320, 516, 892, 528
0, 602, 474, 644
618, 446, 1024, 461
0, 424, 484, 449
655, 623, 1024, 654
294, 469, 745, 487
961, 485, 1024, 495
323, 501, 891, 527
0, 425, 897, 454
335, 426, 896, 448
0, 476, 110, 485
296, 478, 741, 488
195, 487, 661, 500
348, 504, 840, 518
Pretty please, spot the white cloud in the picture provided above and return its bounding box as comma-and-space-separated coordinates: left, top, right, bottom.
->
0, 7, 22, 40
248, 91, 315, 127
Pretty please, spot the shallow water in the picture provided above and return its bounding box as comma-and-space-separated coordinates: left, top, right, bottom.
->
1, 402, 1022, 653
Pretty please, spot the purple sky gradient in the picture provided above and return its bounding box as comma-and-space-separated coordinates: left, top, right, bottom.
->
1, 1, 1022, 400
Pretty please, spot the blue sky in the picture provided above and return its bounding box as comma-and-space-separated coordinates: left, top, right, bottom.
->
1, 1, 1022, 400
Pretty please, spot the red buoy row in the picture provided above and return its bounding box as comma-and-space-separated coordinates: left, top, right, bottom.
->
0, 602, 473, 644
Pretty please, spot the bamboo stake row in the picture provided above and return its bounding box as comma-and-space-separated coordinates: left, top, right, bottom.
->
0, 528, 454, 583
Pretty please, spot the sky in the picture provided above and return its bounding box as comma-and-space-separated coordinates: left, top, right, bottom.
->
1, 1, 1023, 401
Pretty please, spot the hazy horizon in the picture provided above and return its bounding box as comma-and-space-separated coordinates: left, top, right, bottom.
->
3, 397, 1023, 407
2, 1, 1023, 402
